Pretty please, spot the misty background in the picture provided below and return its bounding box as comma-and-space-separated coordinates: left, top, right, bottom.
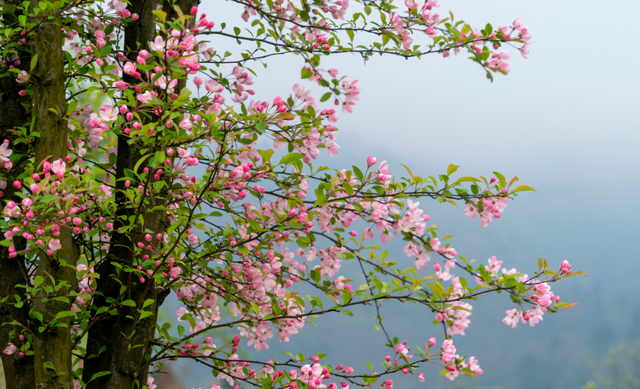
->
168, 0, 640, 388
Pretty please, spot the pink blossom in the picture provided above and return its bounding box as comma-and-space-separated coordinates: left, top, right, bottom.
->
137, 91, 153, 104
0, 141, 12, 162
51, 160, 66, 179
99, 105, 118, 122
187, 234, 199, 246
16, 70, 29, 84
2, 343, 16, 355
149, 36, 165, 52
49, 239, 62, 252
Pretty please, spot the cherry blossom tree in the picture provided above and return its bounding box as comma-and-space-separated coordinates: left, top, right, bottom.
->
0, 0, 583, 387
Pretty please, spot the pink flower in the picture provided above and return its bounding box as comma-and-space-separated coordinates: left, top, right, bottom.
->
502, 309, 520, 328
3, 343, 16, 355
49, 239, 61, 252
179, 118, 192, 130
51, 160, 66, 179
0, 141, 12, 162
187, 234, 199, 246
115, 80, 128, 90
16, 70, 29, 84
95, 30, 107, 47
137, 91, 153, 104
99, 105, 118, 122
123, 62, 136, 75
205, 79, 224, 93
149, 36, 165, 52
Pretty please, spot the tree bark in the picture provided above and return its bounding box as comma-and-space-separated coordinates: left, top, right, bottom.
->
83, 0, 201, 386
82, 0, 166, 387
0, 11, 37, 389
29, 3, 79, 388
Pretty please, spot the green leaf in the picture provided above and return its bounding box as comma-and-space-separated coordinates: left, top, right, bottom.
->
301, 68, 313, 79
446, 164, 460, 176
133, 154, 152, 174
152, 9, 167, 22
279, 153, 304, 165
33, 276, 44, 289
53, 311, 74, 321
512, 184, 536, 193
485, 23, 493, 35
121, 300, 136, 307
30, 54, 38, 71
310, 269, 321, 283
454, 176, 481, 183
492, 171, 506, 185
347, 29, 354, 42
88, 371, 111, 383
32, 311, 43, 322
563, 271, 587, 277
143, 299, 154, 308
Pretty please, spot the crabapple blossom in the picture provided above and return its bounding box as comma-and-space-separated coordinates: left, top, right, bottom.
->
0, 0, 579, 388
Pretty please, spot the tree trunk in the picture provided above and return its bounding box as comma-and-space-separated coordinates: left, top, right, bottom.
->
82, 0, 166, 387
0, 11, 37, 388
29, 3, 78, 388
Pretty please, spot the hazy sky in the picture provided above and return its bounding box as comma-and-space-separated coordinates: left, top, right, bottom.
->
175, 0, 640, 387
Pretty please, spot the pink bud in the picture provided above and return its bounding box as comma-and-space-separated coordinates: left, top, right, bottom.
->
366, 156, 377, 166
194, 77, 203, 88
12, 181, 21, 189
446, 365, 456, 372
191, 6, 198, 15
428, 337, 437, 347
